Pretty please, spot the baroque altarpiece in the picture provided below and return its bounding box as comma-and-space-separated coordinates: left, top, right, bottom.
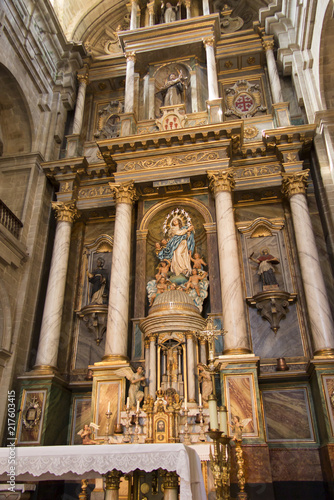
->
1, 0, 334, 499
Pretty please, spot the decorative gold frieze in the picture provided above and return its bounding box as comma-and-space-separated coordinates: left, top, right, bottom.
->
233, 165, 281, 179
208, 170, 235, 194
122, 149, 225, 171
52, 201, 79, 223
281, 170, 309, 199
109, 181, 138, 204
78, 185, 113, 199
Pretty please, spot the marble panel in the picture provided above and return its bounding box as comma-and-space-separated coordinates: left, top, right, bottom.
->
269, 448, 323, 481
74, 319, 105, 369
322, 375, 334, 436
70, 396, 92, 445
132, 322, 144, 361
262, 387, 315, 442
95, 381, 122, 437
249, 305, 304, 358
17, 390, 47, 445
225, 375, 258, 438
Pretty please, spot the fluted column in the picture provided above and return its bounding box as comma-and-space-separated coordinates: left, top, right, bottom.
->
105, 471, 122, 500
203, 37, 219, 101
282, 171, 334, 356
163, 472, 178, 500
73, 74, 89, 135
202, 0, 210, 15
149, 335, 157, 397
262, 38, 283, 104
186, 332, 196, 402
104, 182, 137, 362
130, 0, 138, 30
124, 52, 136, 114
208, 170, 251, 354
35, 202, 79, 371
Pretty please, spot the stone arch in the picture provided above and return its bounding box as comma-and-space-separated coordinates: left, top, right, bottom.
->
319, 2, 334, 109
0, 64, 33, 155
0, 279, 12, 354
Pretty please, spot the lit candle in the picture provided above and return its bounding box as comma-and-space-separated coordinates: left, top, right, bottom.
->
126, 397, 130, 409
136, 400, 140, 412
208, 394, 218, 430
107, 401, 111, 413
199, 393, 202, 407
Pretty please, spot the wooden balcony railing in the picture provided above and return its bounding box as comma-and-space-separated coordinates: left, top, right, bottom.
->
0, 200, 23, 238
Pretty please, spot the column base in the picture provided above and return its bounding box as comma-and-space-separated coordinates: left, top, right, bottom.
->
223, 348, 253, 355
31, 364, 59, 375
206, 98, 223, 123
120, 112, 137, 136
313, 348, 334, 357
98, 355, 130, 365
272, 102, 290, 127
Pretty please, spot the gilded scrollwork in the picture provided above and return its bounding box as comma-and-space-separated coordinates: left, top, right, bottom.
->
122, 150, 222, 171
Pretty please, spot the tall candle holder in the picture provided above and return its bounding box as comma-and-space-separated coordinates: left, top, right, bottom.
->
133, 408, 140, 443
183, 407, 191, 445
122, 405, 131, 443
207, 430, 231, 500
198, 402, 206, 442
105, 408, 112, 444
235, 439, 247, 500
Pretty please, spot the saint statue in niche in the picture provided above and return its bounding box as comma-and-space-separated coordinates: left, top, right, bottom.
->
249, 248, 280, 290
87, 257, 109, 304
146, 208, 209, 311
157, 69, 189, 107
161, 1, 180, 23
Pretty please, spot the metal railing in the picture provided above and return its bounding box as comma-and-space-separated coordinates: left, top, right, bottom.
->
0, 200, 23, 238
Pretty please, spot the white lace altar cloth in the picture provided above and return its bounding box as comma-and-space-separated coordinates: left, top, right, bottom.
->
0, 443, 206, 499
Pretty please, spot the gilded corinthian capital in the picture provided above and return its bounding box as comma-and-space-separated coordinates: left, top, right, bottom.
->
281, 170, 309, 199
207, 170, 235, 194
105, 470, 122, 490
51, 201, 79, 223
109, 181, 138, 204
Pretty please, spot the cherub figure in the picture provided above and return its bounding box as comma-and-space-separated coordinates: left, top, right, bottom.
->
149, 276, 169, 305
114, 366, 146, 408
77, 423, 99, 444
185, 269, 208, 296
197, 364, 213, 403
190, 253, 207, 270
155, 260, 171, 282
229, 415, 252, 441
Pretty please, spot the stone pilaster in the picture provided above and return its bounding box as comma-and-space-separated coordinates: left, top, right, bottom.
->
34, 201, 79, 371
208, 171, 251, 355
103, 182, 137, 362
282, 171, 334, 355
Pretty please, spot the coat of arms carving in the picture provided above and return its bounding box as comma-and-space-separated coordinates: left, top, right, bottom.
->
225, 80, 267, 119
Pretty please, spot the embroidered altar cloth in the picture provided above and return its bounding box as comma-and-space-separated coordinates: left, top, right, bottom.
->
0, 443, 206, 499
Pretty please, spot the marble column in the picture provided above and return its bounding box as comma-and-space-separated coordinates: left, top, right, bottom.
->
104, 182, 137, 362
125, 52, 136, 114
262, 38, 283, 105
203, 37, 219, 101
147, 1, 155, 26
185, 0, 191, 19
202, 0, 210, 15
73, 74, 89, 135
149, 335, 157, 397
208, 170, 251, 354
145, 339, 150, 389
186, 333, 196, 402
34, 202, 79, 371
282, 171, 334, 355
199, 339, 207, 364
105, 471, 122, 500
130, 0, 138, 30
163, 472, 179, 500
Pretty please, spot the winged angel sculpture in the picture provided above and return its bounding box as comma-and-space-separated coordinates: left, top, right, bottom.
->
77, 422, 100, 444
113, 366, 146, 408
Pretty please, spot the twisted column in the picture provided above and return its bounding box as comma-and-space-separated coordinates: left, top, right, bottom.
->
208, 170, 251, 354
104, 182, 137, 362
73, 74, 89, 135
124, 52, 136, 114
262, 38, 283, 104
282, 171, 334, 355
35, 202, 79, 371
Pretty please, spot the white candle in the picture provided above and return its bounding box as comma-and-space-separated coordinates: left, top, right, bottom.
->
199, 393, 202, 407
220, 406, 228, 434
184, 397, 187, 410
107, 401, 111, 413
126, 397, 130, 409
208, 395, 218, 430
136, 400, 140, 412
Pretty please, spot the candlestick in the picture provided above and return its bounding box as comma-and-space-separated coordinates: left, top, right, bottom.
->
183, 407, 191, 445
198, 402, 206, 442
107, 401, 111, 413
126, 397, 130, 409
122, 406, 131, 443
133, 407, 140, 443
